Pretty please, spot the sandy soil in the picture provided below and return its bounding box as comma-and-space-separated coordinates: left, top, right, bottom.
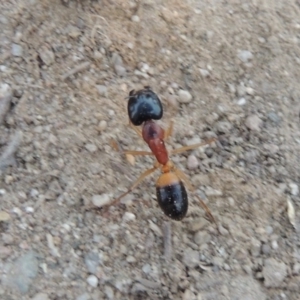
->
1, 0, 300, 299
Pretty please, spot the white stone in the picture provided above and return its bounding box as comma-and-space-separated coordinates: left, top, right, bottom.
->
131, 15, 140, 22
289, 183, 299, 196
92, 194, 111, 207
11, 43, 23, 56
87, 275, 98, 287
238, 50, 253, 63
123, 212, 136, 222
178, 89, 192, 103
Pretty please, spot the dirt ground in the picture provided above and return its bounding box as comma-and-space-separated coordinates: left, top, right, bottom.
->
1, 0, 300, 299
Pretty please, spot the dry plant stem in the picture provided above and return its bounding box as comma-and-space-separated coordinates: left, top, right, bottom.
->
0, 95, 12, 124
0, 132, 22, 170
162, 221, 172, 261
61, 61, 91, 81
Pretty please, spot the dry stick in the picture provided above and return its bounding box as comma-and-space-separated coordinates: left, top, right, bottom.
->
0, 131, 22, 170
0, 94, 12, 124
162, 221, 172, 261
61, 61, 91, 81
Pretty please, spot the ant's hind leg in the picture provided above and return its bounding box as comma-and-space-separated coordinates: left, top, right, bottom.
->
124, 150, 153, 156
174, 168, 216, 224
129, 121, 143, 138
194, 194, 216, 224
108, 163, 159, 207
171, 138, 216, 155
174, 168, 194, 191
164, 120, 174, 140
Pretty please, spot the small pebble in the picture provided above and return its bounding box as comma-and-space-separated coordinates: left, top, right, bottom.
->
126, 256, 136, 263
131, 15, 140, 22
245, 114, 263, 131
84, 252, 100, 274
194, 231, 211, 245
67, 25, 81, 38
216, 121, 232, 134
31, 293, 49, 300
104, 286, 114, 299
246, 87, 255, 95
238, 50, 253, 63
94, 50, 103, 60
96, 85, 108, 97
25, 207, 34, 213
0, 211, 10, 222
92, 194, 111, 207
98, 120, 107, 132
142, 264, 151, 274
199, 68, 209, 78
114, 65, 126, 77
187, 154, 199, 170
85, 143, 98, 153
0, 245, 12, 258
205, 186, 223, 196
188, 218, 209, 232
289, 182, 299, 196
38, 46, 55, 66
250, 238, 261, 257
263, 258, 287, 288
261, 243, 271, 255
0, 188, 6, 195
87, 275, 98, 287
293, 263, 300, 275
182, 289, 195, 300
183, 248, 199, 268
3, 251, 38, 293
237, 97, 246, 105
76, 293, 91, 300
271, 240, 278, 250
11, 43, 23, 56
267, 112, 281, 124
178, 89, 192, 103
123, 212, 136, 222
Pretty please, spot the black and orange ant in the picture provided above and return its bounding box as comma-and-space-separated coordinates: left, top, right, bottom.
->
110, 86, 216, 222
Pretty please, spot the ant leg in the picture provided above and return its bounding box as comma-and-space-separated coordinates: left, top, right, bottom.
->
195, 194, 216, 225
124, 150, 153, 156
129, 121, 143, 138
164, 120, 174, 140
174, 168, 194, 191
171, 138, 216, 155
174, 168, 216, 224
108, 163, 159, 207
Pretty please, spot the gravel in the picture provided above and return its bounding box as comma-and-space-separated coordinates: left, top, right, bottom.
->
2, 251, 39, 294
263, 258, 288, 288
92, 194, 112, 207
11, 43, 23, 56
86, 275, 98, 287
245, 114, 263, 131
237, 50, 253, 63
1, 0, 299, 299
178, 89, 193, 103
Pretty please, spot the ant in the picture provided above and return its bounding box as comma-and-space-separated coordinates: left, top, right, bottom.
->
111, 86, 216, 221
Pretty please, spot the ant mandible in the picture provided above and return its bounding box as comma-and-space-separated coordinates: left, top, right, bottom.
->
113, 86, 216, 221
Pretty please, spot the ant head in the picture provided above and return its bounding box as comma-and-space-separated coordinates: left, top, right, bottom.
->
127, 87, 163, 126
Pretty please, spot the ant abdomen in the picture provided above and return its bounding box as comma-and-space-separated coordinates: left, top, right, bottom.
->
128, 86, 163, 126
156, 172, 188, 221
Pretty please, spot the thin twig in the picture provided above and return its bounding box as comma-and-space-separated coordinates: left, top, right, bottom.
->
162, 221, 172, 261
0, 131, 22, 170
61, 61, 90, 81
0, 93, 12, 124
